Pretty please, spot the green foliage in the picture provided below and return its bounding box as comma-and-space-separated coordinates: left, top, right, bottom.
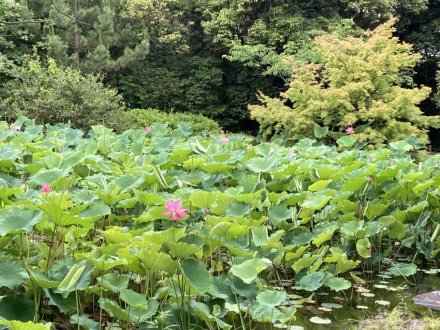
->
0, 58, 125, 129
250, 19, 439, 146
41, 0, 149, 77
436, 68, 440, 110
0, 117, 439, 328
0, 0, 38, 65
110, 108, 220, 134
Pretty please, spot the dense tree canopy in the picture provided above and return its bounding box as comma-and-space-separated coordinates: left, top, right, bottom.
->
1, 0, 439, 142
249, 19, 439, 146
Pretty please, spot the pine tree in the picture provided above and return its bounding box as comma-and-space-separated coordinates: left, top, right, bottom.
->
42, 0, 149, 78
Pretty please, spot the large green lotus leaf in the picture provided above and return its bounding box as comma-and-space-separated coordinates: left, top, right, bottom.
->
209, 195, 235, 215
0, 208, 43, 236
209, 275, 234, 301
0, 186, 22, 204
190, 301, 232, 329
143, 227, 186, 245
314, 126, 329, 139
44, 289, 77, 314
0, 320, 51, 330
0, 259, 28, 289
254, 143, 275, 157
201, 162, 232, 174
407, 200, 429, 213
28, 168, 69, 188
252, 227, 269, 247
113, 173, 144, 192
96, 273, 129, 292
28, 269, 60, 289
170, 147, 191, 163
299, 272, 325, 291
356, 238, 371, 258
0, 146, 20, 162
292, 255, 317, 273
96, 185, 131, 205
0, 295, 35, 321
0, 173, 22, 188
327, 277, 352, 292
250, 304, 283, 323
39, 204, 84, 227
312, 227, 335, 247
167, 242, 203, 259
287, 231, 313, 247
152, 136, 174, 152
308, 180, 332, 192
56, 264, 92, 298
341, 177, 367, 192
63, 128, 84, 145
337, 257, 360, 273
127, 300, 159, 323
140, 250, 177, 274
134, 206, 166, 223
78, 203, 111, 219
88, 255, 128, 272
101, 227, 132, 244
315, 166, 338, 180
189, 191, 220, 209
231, 275, 259, 298
246, 157, 276, 173
428, 191, 440, 208
117, 197, 138, 208
285, 246, 309, 263
71, 190, 98, 204
181, 258, 211, 293
69, 314, 99, 330
189, 300, 215, 322
387, 263, 417, 277
388, 220, 407, 239
301, 194, 332, 210
226, 202, 251, 217
61, 151, 84, 168
229, 258, 268, 284
44, 191, 74, 209
268, 204, 290, 225
120, 288, 149, 309
183, 157, 206, 170
235, 190, 263, 204
256, 290, 287, 307
134, 190, 165, 206
98, 297, 131, 322
209, 222, 249, 238
340, 221, 363, 237
364, 203, 388, 219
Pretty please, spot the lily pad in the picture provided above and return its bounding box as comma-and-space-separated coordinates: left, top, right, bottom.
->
309, 316, 331, 324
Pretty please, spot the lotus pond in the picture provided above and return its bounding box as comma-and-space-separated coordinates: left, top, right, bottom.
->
0, 117, 439, 330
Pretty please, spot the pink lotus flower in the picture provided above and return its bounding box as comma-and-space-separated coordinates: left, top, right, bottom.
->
288, 150, 297, 157
220, 134, 229, 144
245, 145, 252, 152
145, 126, 152, 134
162, 200, 187, 221
41, 183, 51, 194
345, 126, 354, 135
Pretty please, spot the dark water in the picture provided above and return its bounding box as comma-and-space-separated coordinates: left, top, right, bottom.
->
257, 273, 440, 330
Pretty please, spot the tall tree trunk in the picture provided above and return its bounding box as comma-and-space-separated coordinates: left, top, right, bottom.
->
74, 0, 80, 70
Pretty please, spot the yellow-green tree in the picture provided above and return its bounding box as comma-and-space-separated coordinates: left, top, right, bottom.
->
249, 18, 439, 146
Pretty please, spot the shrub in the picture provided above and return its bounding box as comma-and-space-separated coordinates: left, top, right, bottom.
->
249, 18, 440, 147
0, 58, 125, 129
109, 108, 220, 134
